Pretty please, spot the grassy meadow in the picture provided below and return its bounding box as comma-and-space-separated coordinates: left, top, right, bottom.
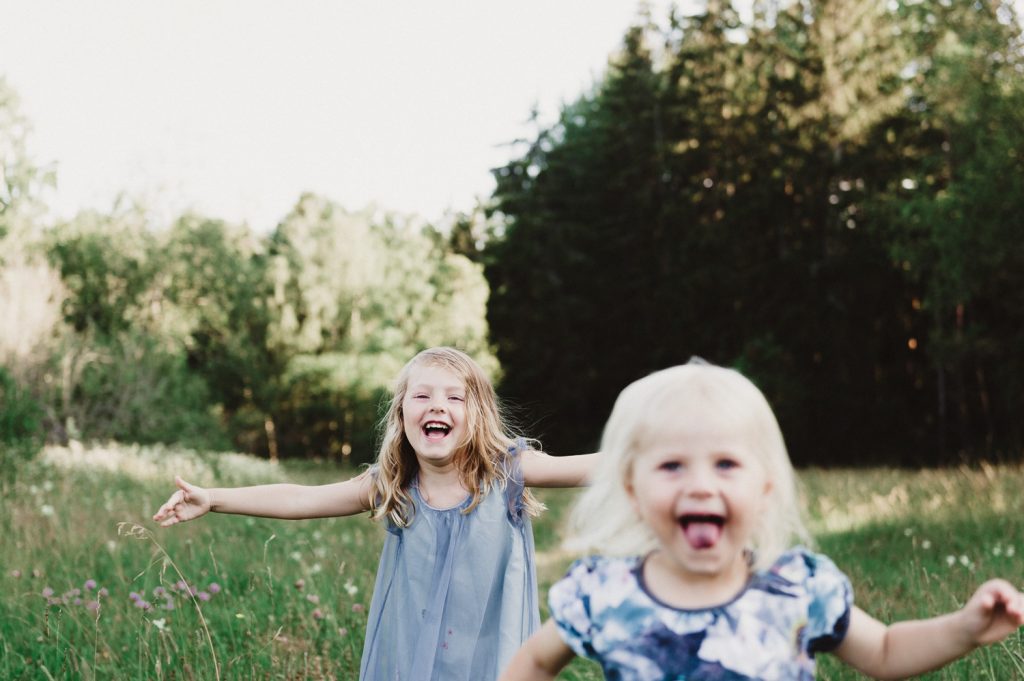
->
2, 444, 1024, 680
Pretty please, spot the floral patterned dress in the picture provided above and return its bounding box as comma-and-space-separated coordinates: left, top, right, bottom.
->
549, 548, 852, 680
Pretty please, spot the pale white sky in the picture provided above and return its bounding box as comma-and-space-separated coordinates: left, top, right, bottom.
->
0, 0, 686, 232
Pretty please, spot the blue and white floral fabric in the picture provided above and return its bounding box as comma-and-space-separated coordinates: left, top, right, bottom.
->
549, 548, 851, 680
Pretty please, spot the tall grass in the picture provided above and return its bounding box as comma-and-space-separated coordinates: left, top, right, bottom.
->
1, 443, 1022, 679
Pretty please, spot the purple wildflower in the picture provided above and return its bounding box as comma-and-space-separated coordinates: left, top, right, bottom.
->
352, 603, 365, 613
152, 586, 166, 598
208, 582, 221, 594
338, 627, 348, 637
129, 591, 141, 601
175, 580, 187, 591
10, 569, 21, 578
197, 591, 211, 602
311, 608, 324, 620
83, 579, 97, 591
41, 587, 54, 598
306, 594, 320, 604
98, 587, 109, 597
86, 601, 100, 612
293, 578, 305, 590
163, 599, 175, 611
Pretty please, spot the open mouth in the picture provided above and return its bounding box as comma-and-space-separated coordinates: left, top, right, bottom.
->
678, 514, 725, 550
422, 421, 452, 440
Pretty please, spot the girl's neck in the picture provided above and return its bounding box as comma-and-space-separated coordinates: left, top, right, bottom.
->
642, 550, 751, 610
415, 463, 469, 509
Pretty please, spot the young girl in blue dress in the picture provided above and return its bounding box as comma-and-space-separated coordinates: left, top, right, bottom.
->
153, 346, 596, 680
501, 361, 1024, 681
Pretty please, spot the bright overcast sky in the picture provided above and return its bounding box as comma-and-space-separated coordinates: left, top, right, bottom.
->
0, 0, 692, 232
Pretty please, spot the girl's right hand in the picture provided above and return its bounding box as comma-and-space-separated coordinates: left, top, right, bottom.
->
153, 476, 211, 527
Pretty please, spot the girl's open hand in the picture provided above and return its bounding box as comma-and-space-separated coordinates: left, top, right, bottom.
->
152, 476, 211, 527
961, 579, 1024, 646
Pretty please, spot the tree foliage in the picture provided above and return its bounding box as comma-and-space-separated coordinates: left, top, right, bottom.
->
486, 0, 1024, 465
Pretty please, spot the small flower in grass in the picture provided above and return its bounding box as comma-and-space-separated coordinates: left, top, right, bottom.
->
175, 580, 187, 592
946, 555, 956, 567
98, 587, 109, 598
129, 591, 141, 602
163, 599, 175, 611
40, 504, 55, 517
920, 540, 930, 550
32, 568, 43, 578
306, 594, 320, 604
73, 598, 83, 606
959, 554, 971, 567
290, 551, 302, 562
151, 618, 167, 632
10, 569, 21, 578
343, 579, 358, 597
352, 603, 365, 613
84, 579, 97, 591
1007, 545, 1016, 557
41, 587, 54, 598
153, 586, 166, 598
134, 600, 152, 610
197, 591, 211, 602
86, 601, 100, 612
311, 563, 323, 574
338, 627, 348, 637
208, 582, 221, 594
311, 608, 324, 620
294, 579, 305, 590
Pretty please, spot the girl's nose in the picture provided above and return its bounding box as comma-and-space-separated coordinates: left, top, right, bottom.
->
685, 468, 715, 497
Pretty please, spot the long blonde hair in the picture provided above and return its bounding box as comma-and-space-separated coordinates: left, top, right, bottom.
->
566, 360, 810, 570
369, 347, 543, 527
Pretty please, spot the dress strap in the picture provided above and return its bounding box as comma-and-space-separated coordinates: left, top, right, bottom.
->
503, 438, 528, 525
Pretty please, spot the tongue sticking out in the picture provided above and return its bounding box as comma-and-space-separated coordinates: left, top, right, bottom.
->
683, 521, 722, 549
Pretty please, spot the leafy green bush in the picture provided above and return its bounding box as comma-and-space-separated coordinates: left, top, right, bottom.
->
61, 332, 230, 451
0, 366, 44, 484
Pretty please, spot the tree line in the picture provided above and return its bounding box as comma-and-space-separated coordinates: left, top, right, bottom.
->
2, 0, 1023, 468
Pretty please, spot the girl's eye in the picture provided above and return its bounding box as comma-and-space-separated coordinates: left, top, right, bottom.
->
658, 461, 682, 472
448, 395, 465, 402
413, 394, 429, 400
716, 459, 740, 471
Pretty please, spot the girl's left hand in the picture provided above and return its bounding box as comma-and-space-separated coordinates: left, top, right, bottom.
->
961, 579, 1024, 646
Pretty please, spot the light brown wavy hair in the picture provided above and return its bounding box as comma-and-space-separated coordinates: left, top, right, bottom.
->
369, 347, 543, 527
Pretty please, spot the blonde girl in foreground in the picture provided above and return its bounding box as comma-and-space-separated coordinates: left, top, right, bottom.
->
153, 347, 597, 681
501, 361, 1024, 681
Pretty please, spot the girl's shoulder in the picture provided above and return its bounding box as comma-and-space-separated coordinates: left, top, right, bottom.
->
766, 546, 848, 585
551, 555, 641, 603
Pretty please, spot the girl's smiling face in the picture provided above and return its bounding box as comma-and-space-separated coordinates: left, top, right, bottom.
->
401, 364, 468, 467
626, 418, 772, 594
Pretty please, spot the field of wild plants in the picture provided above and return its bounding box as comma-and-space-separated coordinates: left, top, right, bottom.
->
2, 444, 1024, 680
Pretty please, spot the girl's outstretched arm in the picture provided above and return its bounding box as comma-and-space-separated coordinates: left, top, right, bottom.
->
152, 471, 375, 527
837, 580, 1024, 680
499, 620, 576, 680
520, 449, 598, 488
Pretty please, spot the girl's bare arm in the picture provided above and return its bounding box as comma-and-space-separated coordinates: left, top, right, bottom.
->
153, 471, 375, 526
520, 449, 598, 488
499, 620, 576, 680
836, 581, 1024, 679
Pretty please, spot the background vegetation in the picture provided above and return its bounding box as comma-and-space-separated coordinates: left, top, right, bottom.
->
2, 0, 1023, 470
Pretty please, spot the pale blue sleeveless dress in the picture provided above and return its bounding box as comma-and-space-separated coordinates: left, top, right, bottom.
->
359, 442, 539, 680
